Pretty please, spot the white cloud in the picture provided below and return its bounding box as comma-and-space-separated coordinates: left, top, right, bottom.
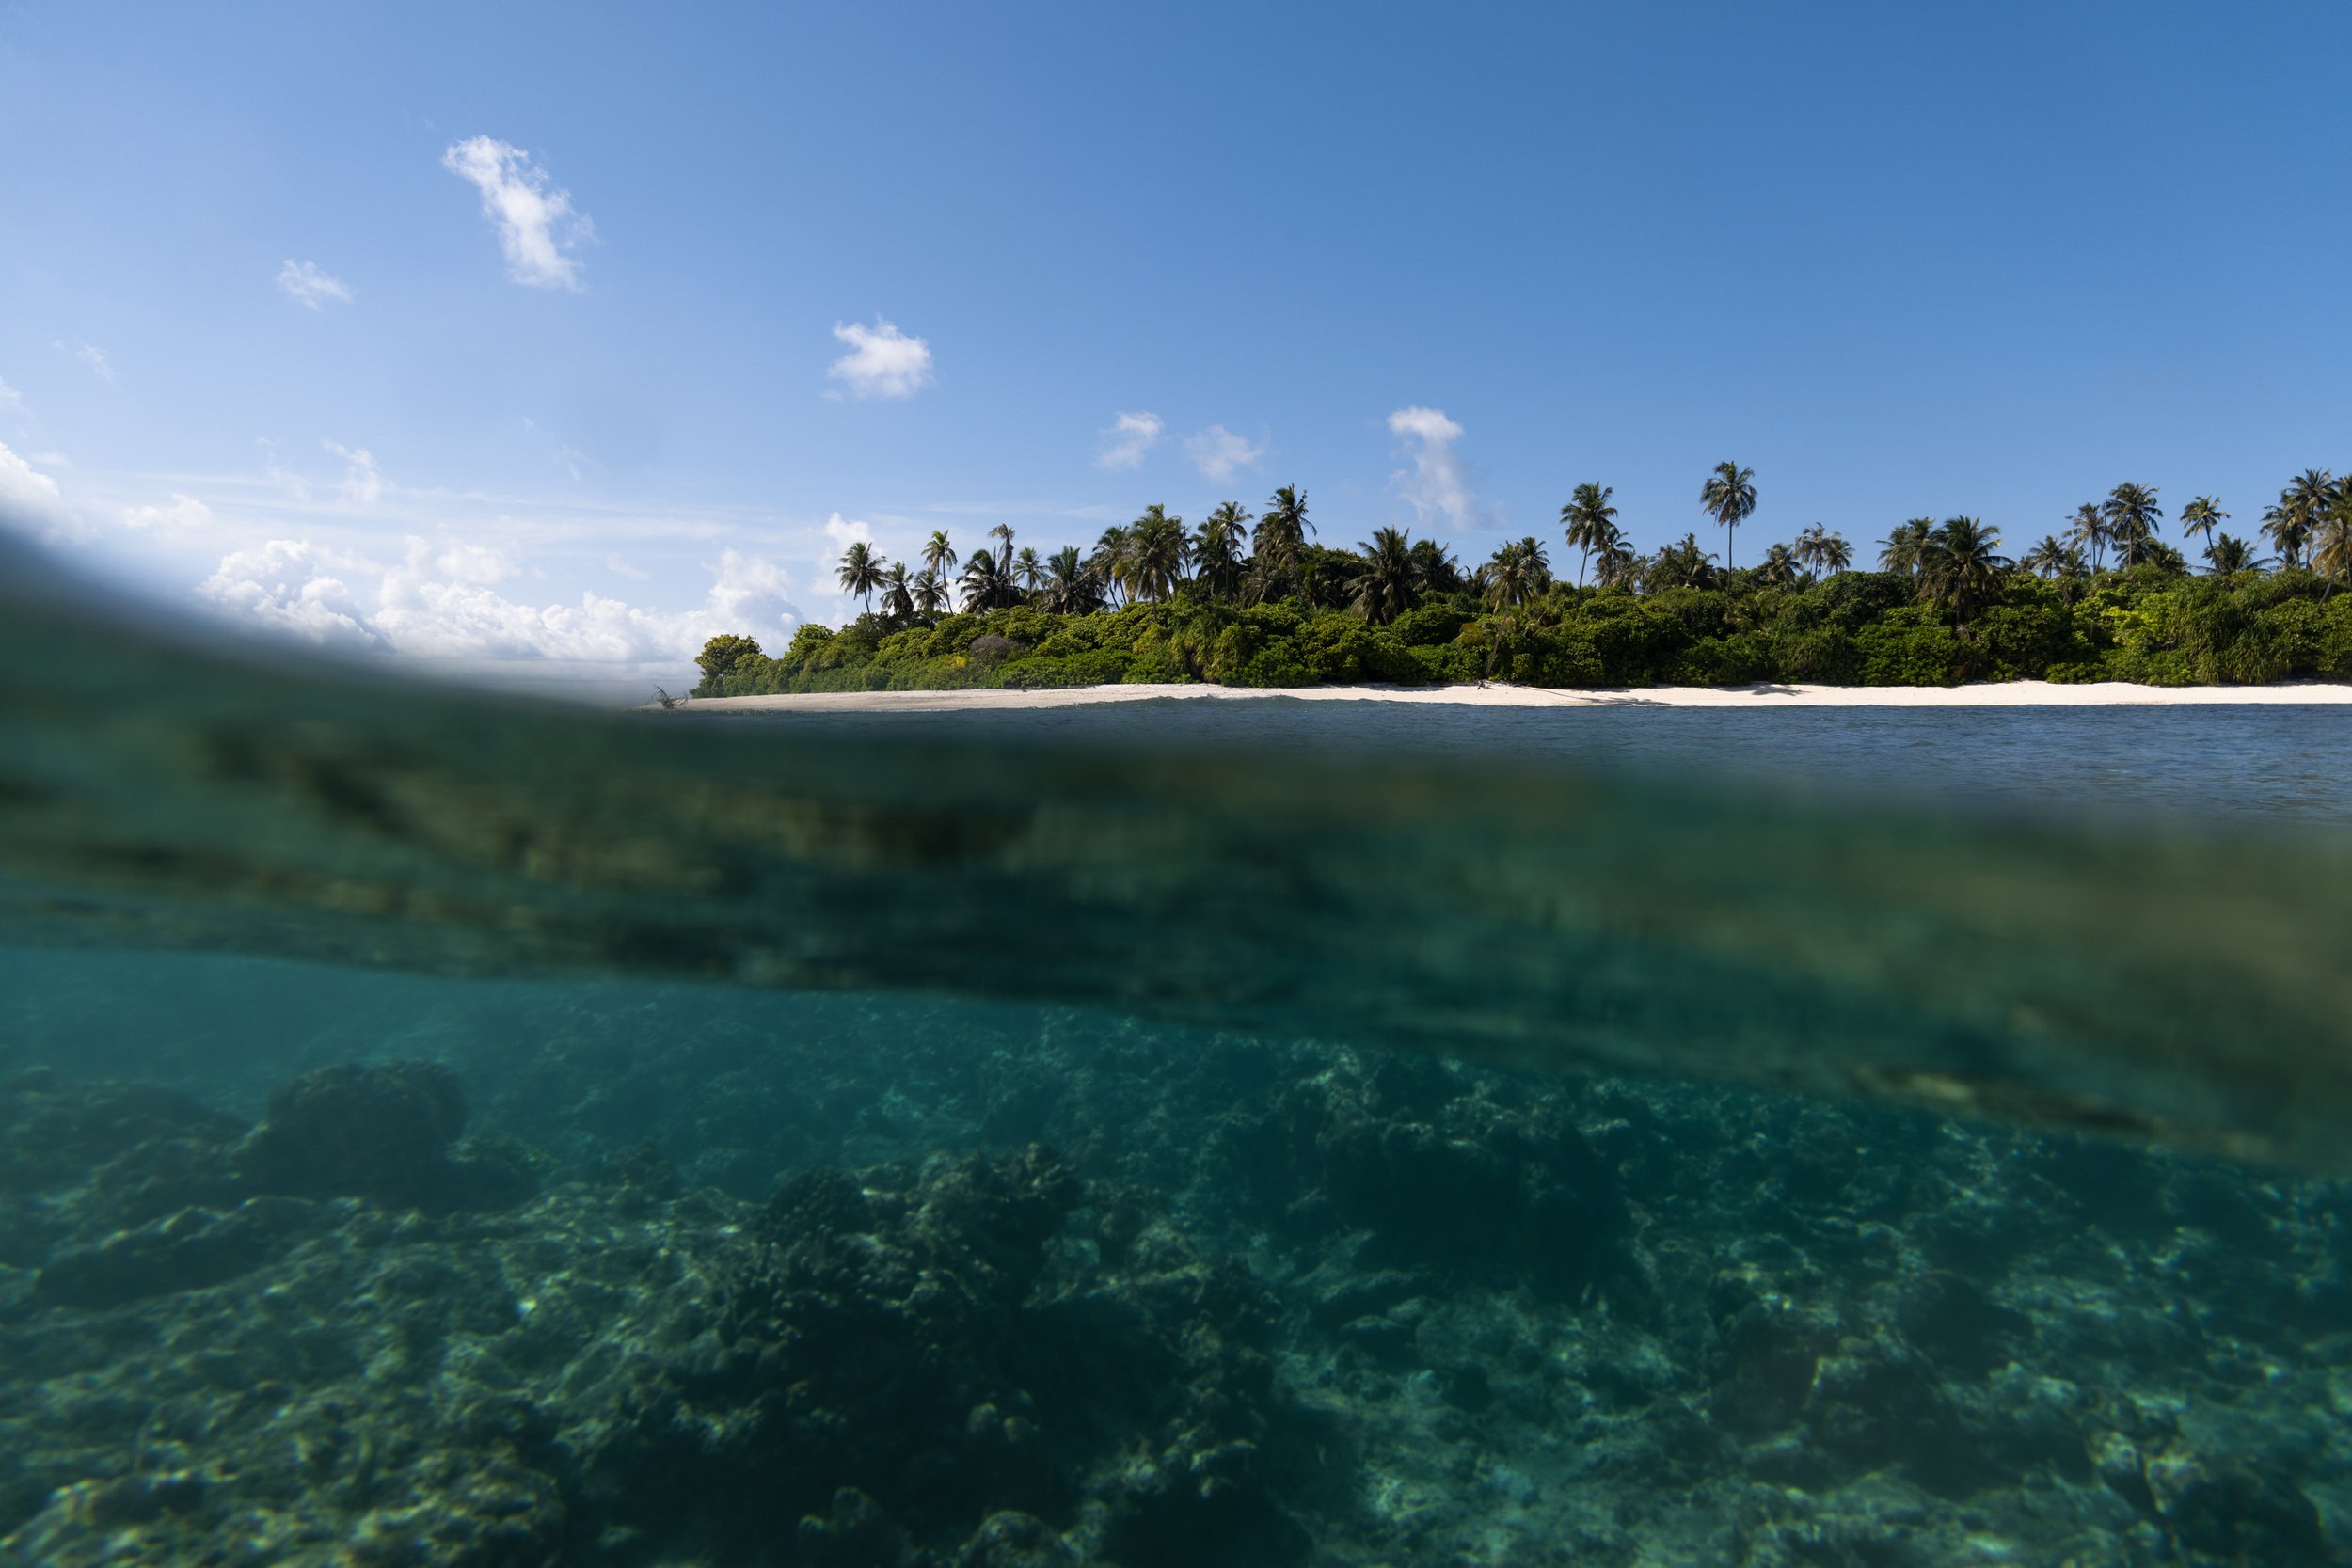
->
0, 439, 75, 541
0, 375, 22, 414
441, 136, 593, 291
605, 554, 649, 580
277, 260, 354, 310
827, 319, 933, 400
1386, 405, 1471, 530
821, 512, 873, 550
198, 536, 801, 664
324, 440, 386, 504
1185, 424, 1265, 483
1095, 411, 1163, 470
120, 493, 217, 535
66, 342, 116, 385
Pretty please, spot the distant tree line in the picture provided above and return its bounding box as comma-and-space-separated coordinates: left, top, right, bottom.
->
694, 465, 2352, 694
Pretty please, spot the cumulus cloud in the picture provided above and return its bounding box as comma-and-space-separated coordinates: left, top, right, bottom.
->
1185, 424, 1265, 483
1096, 411, 1163, 470
324, 441, 386, 504
1386, 405, 1471, 530
0, 440, 75, 540
199, 536, 801, 665
441, 136, 594, 290
120, 493, 218, 535
827, 319, 933, 400
821, 512, 873, 551
277, 260, 354, 310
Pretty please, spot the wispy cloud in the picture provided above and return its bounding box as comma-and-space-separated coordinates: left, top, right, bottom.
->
1386, 405, 1471, 531
1185, 424, 1265, 483
60, 341, 116, 385
827, 319, 933, 400
277, 260, 354, 311
1096, 411, 1163, 470
323, 440, 386, 504
441, 135, 594, 291
0, 375, 23, 415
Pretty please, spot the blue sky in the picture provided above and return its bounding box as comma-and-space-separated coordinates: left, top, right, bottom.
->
4, 2, 2348, 692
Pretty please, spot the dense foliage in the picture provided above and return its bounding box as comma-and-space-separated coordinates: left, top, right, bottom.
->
697, 472, 2352, 694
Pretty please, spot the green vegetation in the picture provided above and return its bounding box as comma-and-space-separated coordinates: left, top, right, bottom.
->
697, 469, 2352, 695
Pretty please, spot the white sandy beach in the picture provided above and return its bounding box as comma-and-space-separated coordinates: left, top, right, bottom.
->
666, 680, 2352, 713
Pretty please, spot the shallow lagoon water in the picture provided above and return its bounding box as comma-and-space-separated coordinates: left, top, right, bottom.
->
3, 561, 2350, 1565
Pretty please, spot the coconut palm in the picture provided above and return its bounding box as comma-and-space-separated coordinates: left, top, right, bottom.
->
2202, 534, 2265, 576
1919, 517, 2009, 626
960, 548, 1017, 610
1793, 524, 1851, 576
2316, 510, 2352, 584
2064, 503, 2109, 574
1477, 537, 1549, 611
1346, 527, 1424, 625
836, 541, 884, 611
2262, 470, 2332, 569
879, 561, 914, 620
912, 565, 947, 617
2102, 483, 2164, 568
1879, 518, 1934, 577
2020, 534, 2085, 579
1011, 546, 1043, 594
1756, 542, 1803, 588
1700, 460, 1757, 570
921, 530, 959, 580
1042, 546, 1096, 614
2179, 496, 2226, 547
987, 522, 1016, 574
1650, 532, 1718, 591
1089, 524, 1133, 608
1560, 483, 1620, 588
1191, 502, 1251, 602
1250, 485, 1314, 601
1593, 541, 1641, 590
1126, 505, 1188, 602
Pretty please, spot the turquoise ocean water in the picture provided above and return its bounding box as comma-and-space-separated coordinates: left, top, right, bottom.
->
2, 546, 2349, 1565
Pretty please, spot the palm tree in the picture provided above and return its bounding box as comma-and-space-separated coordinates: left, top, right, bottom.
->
2102, 483, 2164, 568
960, 549, 1016, 610
1560, 483, 1620, 588
2316, 510, 2352, 585
836, 541, 883, 611
2263, 469, 2332, 570
1250, 485, 1314, 601
2179, 496, 2226, 547
1756, 542, 1803, 588
2206, 534, 2265, 576
2021, 534, 2085, 578
1191, 502, 1251, 602
1478, 537, 1549, 611
1410, 537, 1466, 593
921, 530, 959, 580
879, 561, 914, 620
1700, 460, 1757, 570
1011, 546, 1043, 594
1650, 532, 1718, 591
1126, 505, 1188, 602
1593, 541, 1640, 590
1879, 518, 1934, 577
2065, 503, 2110, 574
1793, 524, 1851, 576
1919, 516, 2009, 627
1089, 524, 1133, 608
1042, 546, 1095, 614
986, 522, 1017, 582
912, 565, 947, 616
1348, 527, 1423, 625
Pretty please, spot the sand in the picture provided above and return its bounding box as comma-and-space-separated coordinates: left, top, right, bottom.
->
662, 680, 2352, 713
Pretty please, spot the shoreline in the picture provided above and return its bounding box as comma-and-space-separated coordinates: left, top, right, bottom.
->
661, 680, 2352, 713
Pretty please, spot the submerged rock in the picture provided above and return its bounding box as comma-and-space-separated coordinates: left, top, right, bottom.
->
237, 1059, 532, 1212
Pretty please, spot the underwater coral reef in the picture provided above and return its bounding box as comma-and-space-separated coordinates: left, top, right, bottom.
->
1, 1006, 2346, 1566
